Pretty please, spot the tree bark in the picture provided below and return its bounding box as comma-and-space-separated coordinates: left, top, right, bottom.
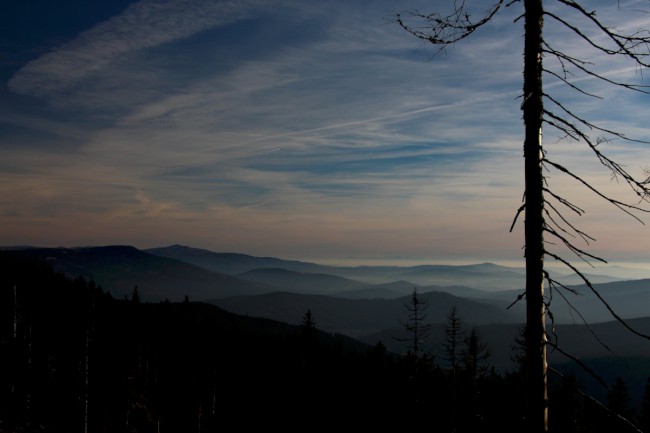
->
523, 0, 548, 432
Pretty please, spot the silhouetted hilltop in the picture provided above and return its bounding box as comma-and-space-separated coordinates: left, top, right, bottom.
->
146, 244, 329, 274
11, 245, 650, 325
211, 290, 523, 338
146, 244, 625, 291
10, 246, 276, 301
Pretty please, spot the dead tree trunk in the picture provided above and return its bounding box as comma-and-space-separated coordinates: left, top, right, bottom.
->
523, 0, 548, 431
396, 1, 650, 430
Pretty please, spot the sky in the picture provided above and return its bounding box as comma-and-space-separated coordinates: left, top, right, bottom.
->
2, 0, 650, 268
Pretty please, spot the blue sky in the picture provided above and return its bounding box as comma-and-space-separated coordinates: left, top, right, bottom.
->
2, 0, 650, 267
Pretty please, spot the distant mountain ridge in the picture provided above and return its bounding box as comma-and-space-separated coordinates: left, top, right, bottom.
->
145, 244, 329, 275
147, 245, 532, 289
210, 290, 524, 338
9, 245, 276, 301
8, 244, 649, 326
146, 244, 625, 290
469, 278, 650, 325
7, 246, 650, 384
236, 267, 368, 295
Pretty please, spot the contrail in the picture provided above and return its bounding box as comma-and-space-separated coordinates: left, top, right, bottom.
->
228, 90, 521, 148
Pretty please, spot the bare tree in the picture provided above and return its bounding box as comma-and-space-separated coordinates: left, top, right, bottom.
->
441, 306, 463, 379
395, 288, 432, 406
441, 306, 464, 431
397, 1, 650, 431
397, 288, 432, 361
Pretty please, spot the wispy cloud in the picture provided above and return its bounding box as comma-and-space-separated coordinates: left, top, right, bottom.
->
3, 0, 650, 264
7, 0, 284, 97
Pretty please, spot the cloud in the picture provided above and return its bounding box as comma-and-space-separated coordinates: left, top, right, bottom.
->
7, 0, 284, 97
3, 0, 650, 264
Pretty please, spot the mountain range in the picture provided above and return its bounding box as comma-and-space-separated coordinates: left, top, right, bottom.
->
211, 289, 522, 339
146, 244, 626, 290
8, 245, 275, 300
5, 243, 650, 401
7, 244, 650, 327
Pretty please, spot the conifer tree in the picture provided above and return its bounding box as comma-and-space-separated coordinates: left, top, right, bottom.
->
131, 285, 140, 304
441, 306, 464, 431
397, 289, 432, 362
442, 306, 463, 377
606, 376, 634, 430
300, 309, 316, 331
460, 327, 491, 431
299, 309, 318, 369
395, 289, 432, 407
461, 327, 490, 382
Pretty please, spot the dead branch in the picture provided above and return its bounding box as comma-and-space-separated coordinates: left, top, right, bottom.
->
396, 1, 506, 50
546, 251, 650, 342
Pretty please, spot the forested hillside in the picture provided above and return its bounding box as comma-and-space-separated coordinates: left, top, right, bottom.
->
1, 251, 649, 432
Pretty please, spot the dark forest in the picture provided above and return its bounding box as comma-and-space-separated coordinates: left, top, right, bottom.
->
1, 251, 648, 432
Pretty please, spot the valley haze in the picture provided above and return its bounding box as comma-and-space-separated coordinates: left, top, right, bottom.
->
8, 244, 650, 329
5, 243, 650, 399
